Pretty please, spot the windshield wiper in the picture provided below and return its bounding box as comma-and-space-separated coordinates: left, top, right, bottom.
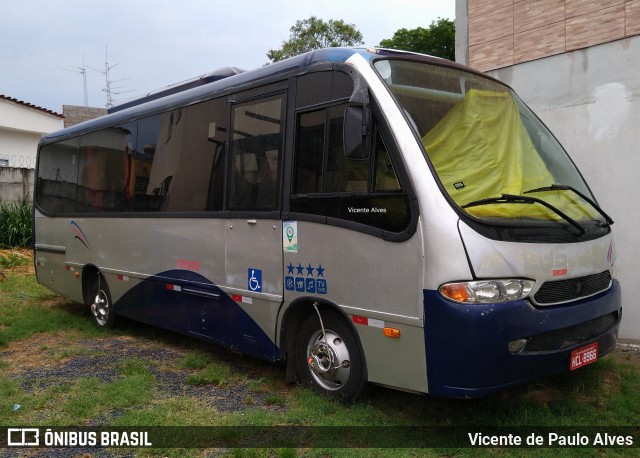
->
462, 193, 586, 235
524, 184, 613, 225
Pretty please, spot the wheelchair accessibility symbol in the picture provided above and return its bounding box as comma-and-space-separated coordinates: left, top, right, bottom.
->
248, 268, 262, 292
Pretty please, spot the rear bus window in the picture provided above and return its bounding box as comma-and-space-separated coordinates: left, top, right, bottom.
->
36, 138, 80, 214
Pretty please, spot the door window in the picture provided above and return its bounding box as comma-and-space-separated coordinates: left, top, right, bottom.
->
228, 95, 284, 210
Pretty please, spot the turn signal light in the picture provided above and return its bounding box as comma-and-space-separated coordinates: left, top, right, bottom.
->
439, 279, 534, 304
384, 327, 401, 338
439, 283, 471, 303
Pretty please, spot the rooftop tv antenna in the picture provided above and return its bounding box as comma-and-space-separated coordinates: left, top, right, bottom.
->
88, 45, 133, 108
58, 54, 89, 106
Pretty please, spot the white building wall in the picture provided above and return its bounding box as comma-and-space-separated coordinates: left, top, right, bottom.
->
486, 37, 640, 341
0, 128, 40, 168
0, 98, 62, 135
0, 97, 63, 168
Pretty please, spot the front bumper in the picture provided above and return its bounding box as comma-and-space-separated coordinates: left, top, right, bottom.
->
423, 280, 621, 398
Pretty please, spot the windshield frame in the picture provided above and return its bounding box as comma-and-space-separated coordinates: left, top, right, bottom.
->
371, 55, 610, 243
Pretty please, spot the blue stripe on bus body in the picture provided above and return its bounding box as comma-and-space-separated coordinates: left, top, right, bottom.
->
113, 269, 280, 361
423, 281, 621, 398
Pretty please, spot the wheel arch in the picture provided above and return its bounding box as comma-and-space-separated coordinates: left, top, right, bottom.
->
279, 296, 367, 384
81, 264, 102, 305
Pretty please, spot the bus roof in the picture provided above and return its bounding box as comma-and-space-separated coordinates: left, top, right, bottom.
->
108, 66, 246, 114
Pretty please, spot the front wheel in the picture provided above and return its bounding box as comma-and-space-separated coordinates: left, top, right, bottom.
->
296, 311, 367, 401
86, 273, 116, 329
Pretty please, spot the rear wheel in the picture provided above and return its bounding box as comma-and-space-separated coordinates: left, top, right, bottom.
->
296, 311, 367, 401
86, 273, 115, 329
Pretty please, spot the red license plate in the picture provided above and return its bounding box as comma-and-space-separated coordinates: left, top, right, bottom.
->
570, 342, 598, 371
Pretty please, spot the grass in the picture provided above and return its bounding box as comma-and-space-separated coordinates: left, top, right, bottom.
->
0, 272, 101, 347
0, 251, 30, 269
185, 360, 232, 386
0, 260, 638, 457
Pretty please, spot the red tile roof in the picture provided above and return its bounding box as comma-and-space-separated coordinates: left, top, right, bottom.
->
0, 94, 63, 118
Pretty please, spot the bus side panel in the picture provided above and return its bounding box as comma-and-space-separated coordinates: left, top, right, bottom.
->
353, 320, 428, 393
109, 272, 187, 332
34, 249, 80, 301
34, 215, 281, 360
224, 217, 284, 358
34, 211, 84, 304
283, 220, 428, 392
112, 269, 280, 361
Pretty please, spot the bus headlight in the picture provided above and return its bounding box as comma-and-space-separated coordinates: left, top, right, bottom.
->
439, 279, 534, 304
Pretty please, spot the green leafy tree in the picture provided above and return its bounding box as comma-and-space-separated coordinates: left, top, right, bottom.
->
379, 18, 455, 61
267, 16, 364, 62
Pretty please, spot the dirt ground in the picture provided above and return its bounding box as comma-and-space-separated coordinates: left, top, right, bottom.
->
0, 248, 34, 277
0, 327, 290, 416
1, 248, 290, 419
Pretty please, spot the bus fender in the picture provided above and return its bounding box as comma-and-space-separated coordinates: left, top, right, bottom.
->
279, 296, 367, 384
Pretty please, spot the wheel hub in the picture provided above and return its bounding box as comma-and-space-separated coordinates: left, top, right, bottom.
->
306, 330, 351, 390
91, 291, 109, 325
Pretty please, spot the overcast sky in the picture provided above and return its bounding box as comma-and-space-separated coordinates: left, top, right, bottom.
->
0, 0, 455, 113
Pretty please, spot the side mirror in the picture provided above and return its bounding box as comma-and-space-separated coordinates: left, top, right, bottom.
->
343, 106, 369, 160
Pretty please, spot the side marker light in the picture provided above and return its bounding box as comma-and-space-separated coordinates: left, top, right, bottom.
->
384, 327, 401, 338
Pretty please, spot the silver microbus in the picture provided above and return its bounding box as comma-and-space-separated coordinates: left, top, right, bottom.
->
34, 48, 621, 399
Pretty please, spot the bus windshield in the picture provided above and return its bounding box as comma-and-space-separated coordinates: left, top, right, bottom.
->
373, 59, 606, 227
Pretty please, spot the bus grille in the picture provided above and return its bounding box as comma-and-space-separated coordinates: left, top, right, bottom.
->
521, 311, 619, 353
533, 271, 612, 305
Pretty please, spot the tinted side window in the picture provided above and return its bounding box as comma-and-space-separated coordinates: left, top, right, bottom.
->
325, 105, 368, 193
294, 105, 369, 194
374, 132, 401, 192
206, 98, 228, 211
132, 99, 227, 213
36, 137, 80, 214
228, 95, 284, 210
296, 71, 354, 108
159, 101, 221, 212
291, 119, 410, 233
295, 110, 324, 194
77, 123, 136, 212
39, 99, 227, 215
133, 113, 168, 211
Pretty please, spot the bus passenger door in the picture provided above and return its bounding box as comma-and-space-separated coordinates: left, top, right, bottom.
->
223, 91, 286, 360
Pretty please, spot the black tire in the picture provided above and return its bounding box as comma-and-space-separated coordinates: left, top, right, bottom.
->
86, 272, 116, 329
295, 310, 367, 401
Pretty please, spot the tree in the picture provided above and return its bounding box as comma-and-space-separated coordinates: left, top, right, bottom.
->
379, 18, 455, 61
267, 16, 364, 63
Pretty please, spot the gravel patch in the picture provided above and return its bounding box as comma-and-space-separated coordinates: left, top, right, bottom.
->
0, 331, 289, 457
1, 332, 287, 412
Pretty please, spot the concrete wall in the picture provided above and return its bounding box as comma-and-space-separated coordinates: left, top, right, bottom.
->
0, 167, 34, 203
62, 105, 107, 128
485, 37, 640, 340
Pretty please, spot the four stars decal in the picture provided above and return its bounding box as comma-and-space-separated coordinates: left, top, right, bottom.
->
286, 262, 325, 277
285, 262, 327, 294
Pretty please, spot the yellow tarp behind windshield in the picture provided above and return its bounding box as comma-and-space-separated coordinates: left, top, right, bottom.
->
421, 89, 591, 220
